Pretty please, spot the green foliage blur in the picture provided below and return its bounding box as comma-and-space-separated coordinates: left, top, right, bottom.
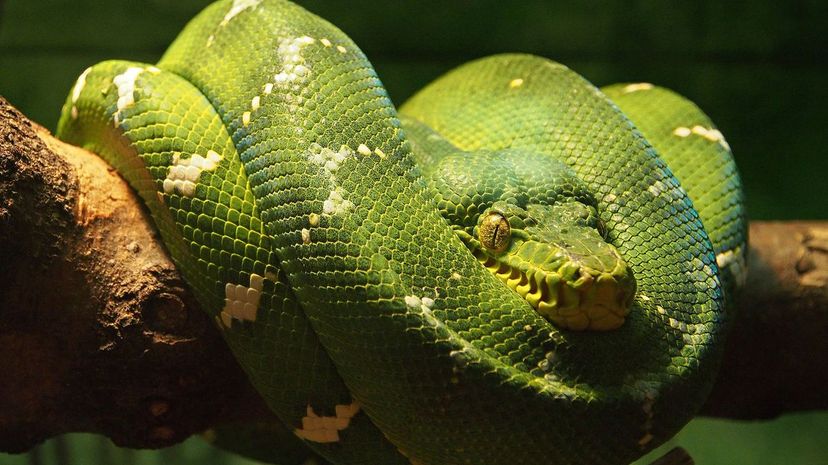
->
2, 413, 827, 464
0, 0, 826, 464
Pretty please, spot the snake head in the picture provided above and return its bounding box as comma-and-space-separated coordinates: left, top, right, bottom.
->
464, 200, 636, 331
429, 148, 637, 331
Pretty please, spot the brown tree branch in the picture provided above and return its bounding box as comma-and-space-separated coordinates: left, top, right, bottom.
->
1, 97, 825, 453
0, 97, 275, 453
700, 220, 828, 419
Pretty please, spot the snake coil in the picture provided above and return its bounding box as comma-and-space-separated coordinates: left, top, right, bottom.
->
57, 1, 746, 464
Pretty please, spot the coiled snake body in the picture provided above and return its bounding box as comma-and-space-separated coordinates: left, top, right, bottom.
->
57, 1, 746, 464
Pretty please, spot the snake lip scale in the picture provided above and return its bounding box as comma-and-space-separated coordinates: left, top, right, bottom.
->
55, 1, 746, 464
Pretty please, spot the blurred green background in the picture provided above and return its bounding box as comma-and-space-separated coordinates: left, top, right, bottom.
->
1, 413, 827, 465
1, 0, 826, 464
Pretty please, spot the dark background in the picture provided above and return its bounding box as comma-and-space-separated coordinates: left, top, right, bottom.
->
1, 0, 826, 464
1, 0, 827, 220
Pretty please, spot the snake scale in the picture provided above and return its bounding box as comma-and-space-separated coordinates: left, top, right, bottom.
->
56, 0, 746, 464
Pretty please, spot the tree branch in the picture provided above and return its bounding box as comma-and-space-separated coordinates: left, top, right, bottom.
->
1, 97, 825, 453
700, 220, 828, 419
0, 97, 274, 452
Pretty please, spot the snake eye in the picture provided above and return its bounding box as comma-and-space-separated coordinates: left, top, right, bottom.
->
479, 211, 511, 253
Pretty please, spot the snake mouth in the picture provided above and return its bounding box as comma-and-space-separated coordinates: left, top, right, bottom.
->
472, 245, 636, 331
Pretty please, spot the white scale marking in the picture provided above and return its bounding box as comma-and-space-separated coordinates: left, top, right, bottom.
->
673, 125, 731, 151
308, 213, 320, 227
405, 295, 435, 312
637, 390, 658, 447
69, 66, 92, 119
716, 248, 747, 287
112, 66, 146, 127
294, 402, 361, 443
242, 35, 317, 128
222, 0, 262, 25
306, 142, 385, 217
276, 36, 316, 85
207, 0, 262, 44
308, 143, 354, 175
307, 144, 352, 218
405, 294, 442, 330
622, 82, 654, 93
220, 272, 267, 327
323, 188, 354, 216
357, 144, 372, 156
162, 150, 222, 197
716, 250, 735, 268
247, 35, 368, 219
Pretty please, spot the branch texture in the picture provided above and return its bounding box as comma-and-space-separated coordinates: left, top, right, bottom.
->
0, 98, 271, 452
1, 98, 825, 453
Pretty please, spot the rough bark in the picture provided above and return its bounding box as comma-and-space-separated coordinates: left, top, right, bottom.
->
701, 220, 828, 419
0, 97, 271, 453
1, 97, 825, 453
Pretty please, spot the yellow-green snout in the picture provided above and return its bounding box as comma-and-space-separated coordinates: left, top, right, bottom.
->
469, 205, 636, 331
425, 148, 636, 331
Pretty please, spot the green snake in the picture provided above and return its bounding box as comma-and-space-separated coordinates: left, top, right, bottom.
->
55, 0, 746, 464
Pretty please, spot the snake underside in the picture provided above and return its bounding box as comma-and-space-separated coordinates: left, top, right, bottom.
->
56, 1, 746, 464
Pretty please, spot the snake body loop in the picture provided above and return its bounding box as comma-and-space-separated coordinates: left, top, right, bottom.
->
57, 1, 745, 464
